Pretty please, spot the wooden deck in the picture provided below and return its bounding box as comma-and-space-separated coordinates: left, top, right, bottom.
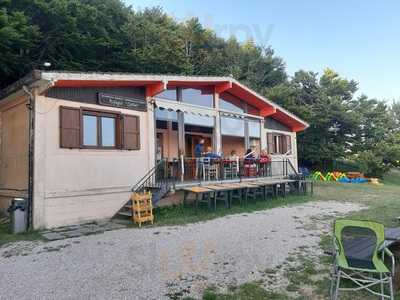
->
174, 176, 294, 190
180, 177, 313, 210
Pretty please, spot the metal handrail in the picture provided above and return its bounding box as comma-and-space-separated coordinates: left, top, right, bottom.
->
131, 160, 168, 193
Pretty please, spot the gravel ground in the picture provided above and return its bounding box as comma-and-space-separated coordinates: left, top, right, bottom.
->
0, 201, 362, 300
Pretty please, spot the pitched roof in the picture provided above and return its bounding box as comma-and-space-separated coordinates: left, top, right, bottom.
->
1, 70, 309, 132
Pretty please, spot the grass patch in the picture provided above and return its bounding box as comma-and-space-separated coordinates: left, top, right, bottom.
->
0, 223, 42, 247
195, 170, 400, 299
153, 193, 312, 227
202, 283, 287, 300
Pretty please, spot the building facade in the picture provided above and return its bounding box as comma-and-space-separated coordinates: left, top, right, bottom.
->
0, 71, 308, 229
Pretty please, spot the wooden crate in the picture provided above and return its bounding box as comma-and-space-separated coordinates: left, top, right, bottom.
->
131, 192, 154, 227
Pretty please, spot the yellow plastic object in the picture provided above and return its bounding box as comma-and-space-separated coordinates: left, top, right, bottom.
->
312, 171, 326, 181
131, 191, 154, 227
326, 172, 338, 181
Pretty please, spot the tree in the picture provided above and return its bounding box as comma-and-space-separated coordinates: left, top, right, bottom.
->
0, 1, 39, 84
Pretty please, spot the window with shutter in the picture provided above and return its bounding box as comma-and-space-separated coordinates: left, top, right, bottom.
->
267, 133, 292, 155
286, 135, 292, 154
60, 106, 81, 148
123, 115, 140, 150
267, 133, 274, 154
280, 135, 287, 154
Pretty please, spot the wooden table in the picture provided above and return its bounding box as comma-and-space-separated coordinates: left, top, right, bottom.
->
202, 184, 236, 209
182, 186, 214, 209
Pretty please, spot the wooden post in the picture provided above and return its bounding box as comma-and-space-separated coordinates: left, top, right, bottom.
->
214, 92, 222, 154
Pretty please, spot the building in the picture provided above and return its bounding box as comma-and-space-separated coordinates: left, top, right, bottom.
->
0, 71, 308, 229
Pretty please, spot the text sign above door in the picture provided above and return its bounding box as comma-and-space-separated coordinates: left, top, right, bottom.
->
98, 93, 147, 111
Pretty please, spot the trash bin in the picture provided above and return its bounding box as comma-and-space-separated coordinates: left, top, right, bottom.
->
7, 198, 27, 234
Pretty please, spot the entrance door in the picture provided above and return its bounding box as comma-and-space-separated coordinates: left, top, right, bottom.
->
185, 134, 212, 157
156, 132, 163, 161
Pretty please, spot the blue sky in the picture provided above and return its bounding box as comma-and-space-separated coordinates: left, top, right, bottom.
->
127, 0, 400, 101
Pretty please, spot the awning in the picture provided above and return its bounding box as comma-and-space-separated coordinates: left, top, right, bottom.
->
220, 111, 245, 119
155, 98, 217, 117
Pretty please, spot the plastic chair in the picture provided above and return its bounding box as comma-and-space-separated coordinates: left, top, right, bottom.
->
330, 219, 395, 300
202, 157, 218, 181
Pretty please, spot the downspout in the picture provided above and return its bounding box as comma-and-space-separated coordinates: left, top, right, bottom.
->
22, 85, 35, 229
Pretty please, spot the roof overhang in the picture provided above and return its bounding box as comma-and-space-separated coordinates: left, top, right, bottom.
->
272, 107, 309, 132
0, 70, 309, 132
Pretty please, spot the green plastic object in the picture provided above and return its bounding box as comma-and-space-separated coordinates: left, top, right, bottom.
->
334, 219, 388, 273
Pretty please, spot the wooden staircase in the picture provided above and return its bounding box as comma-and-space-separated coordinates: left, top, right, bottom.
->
115, 161, 172, 219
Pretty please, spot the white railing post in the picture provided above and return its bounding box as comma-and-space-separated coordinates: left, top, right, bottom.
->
180, 155, 184, 182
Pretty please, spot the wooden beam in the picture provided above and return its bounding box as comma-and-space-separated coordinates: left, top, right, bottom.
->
146, 81, 166, 98
214, 81, 232, 94
260, 107, 276, 117
292, 125, 307, 132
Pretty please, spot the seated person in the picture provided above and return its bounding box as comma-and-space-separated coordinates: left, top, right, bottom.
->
259, 149, 271, 163
204, 146, 221, 160
229, 150, 239, 162
244, 148, 256, 164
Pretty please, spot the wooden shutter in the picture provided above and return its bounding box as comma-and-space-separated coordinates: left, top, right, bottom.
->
286, 135, 292, 154
280, 135, 287, 154
122, 115, 140, 150
60, 106, 81, 148
267, 133, 274, 154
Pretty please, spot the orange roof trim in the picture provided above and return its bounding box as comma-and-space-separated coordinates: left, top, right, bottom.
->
52, 77, 308, 132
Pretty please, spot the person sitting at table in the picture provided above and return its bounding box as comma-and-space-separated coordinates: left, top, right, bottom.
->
204, 146, 221, 160
244, 148, 257, 176
260, 149, 271, 163
259, 149, 272, 176
244, 148, 256, 163
203, 146, 220, 180
229, 150, 239, 161
228, 150, 240, 175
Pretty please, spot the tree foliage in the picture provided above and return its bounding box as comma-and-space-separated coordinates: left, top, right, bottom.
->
0, 0, 399, 176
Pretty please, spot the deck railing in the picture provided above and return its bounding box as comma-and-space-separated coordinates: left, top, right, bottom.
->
156, 157, 297, 185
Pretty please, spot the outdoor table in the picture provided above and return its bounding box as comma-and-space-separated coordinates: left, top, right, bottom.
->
202, 184, 233, 209
182, 186, 214, 209
216, 183, 245, 207
243, 181, 266, 201
231, 182, 262, 204
256, 179, 293, 197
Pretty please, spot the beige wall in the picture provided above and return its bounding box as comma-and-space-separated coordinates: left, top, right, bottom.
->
261, 127, 298, 173
0, 98, 29, 212
33, 95, 154, 229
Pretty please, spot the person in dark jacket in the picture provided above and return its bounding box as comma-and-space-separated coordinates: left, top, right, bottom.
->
194, 139, 205, 158
194, 138, 205, 179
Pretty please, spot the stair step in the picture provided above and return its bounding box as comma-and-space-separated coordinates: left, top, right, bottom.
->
142, 186, 161, 190
117, 211, 132, 217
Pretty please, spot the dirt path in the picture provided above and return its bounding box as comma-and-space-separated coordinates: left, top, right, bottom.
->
0, 201, 363, 300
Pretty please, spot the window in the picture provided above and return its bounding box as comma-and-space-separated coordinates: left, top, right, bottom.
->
155, 88, 178, 101
248, 120, 261, 138
219, 92, 245, 113
181, 87, 214, 107
82, 111, 117, 148
267, 133, 292, 155
155, 107, 178, 121
83, 115, 98, 146
60, 106, 140, 150
221, 116, 245, 137
101, 117, 116, 147
184, 115, 214, 127
246, 104, 260, 116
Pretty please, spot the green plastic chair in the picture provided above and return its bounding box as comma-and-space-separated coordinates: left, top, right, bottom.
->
331, 219, 395, 300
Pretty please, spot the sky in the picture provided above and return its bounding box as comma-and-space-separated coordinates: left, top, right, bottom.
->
127, 0, 400, 101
